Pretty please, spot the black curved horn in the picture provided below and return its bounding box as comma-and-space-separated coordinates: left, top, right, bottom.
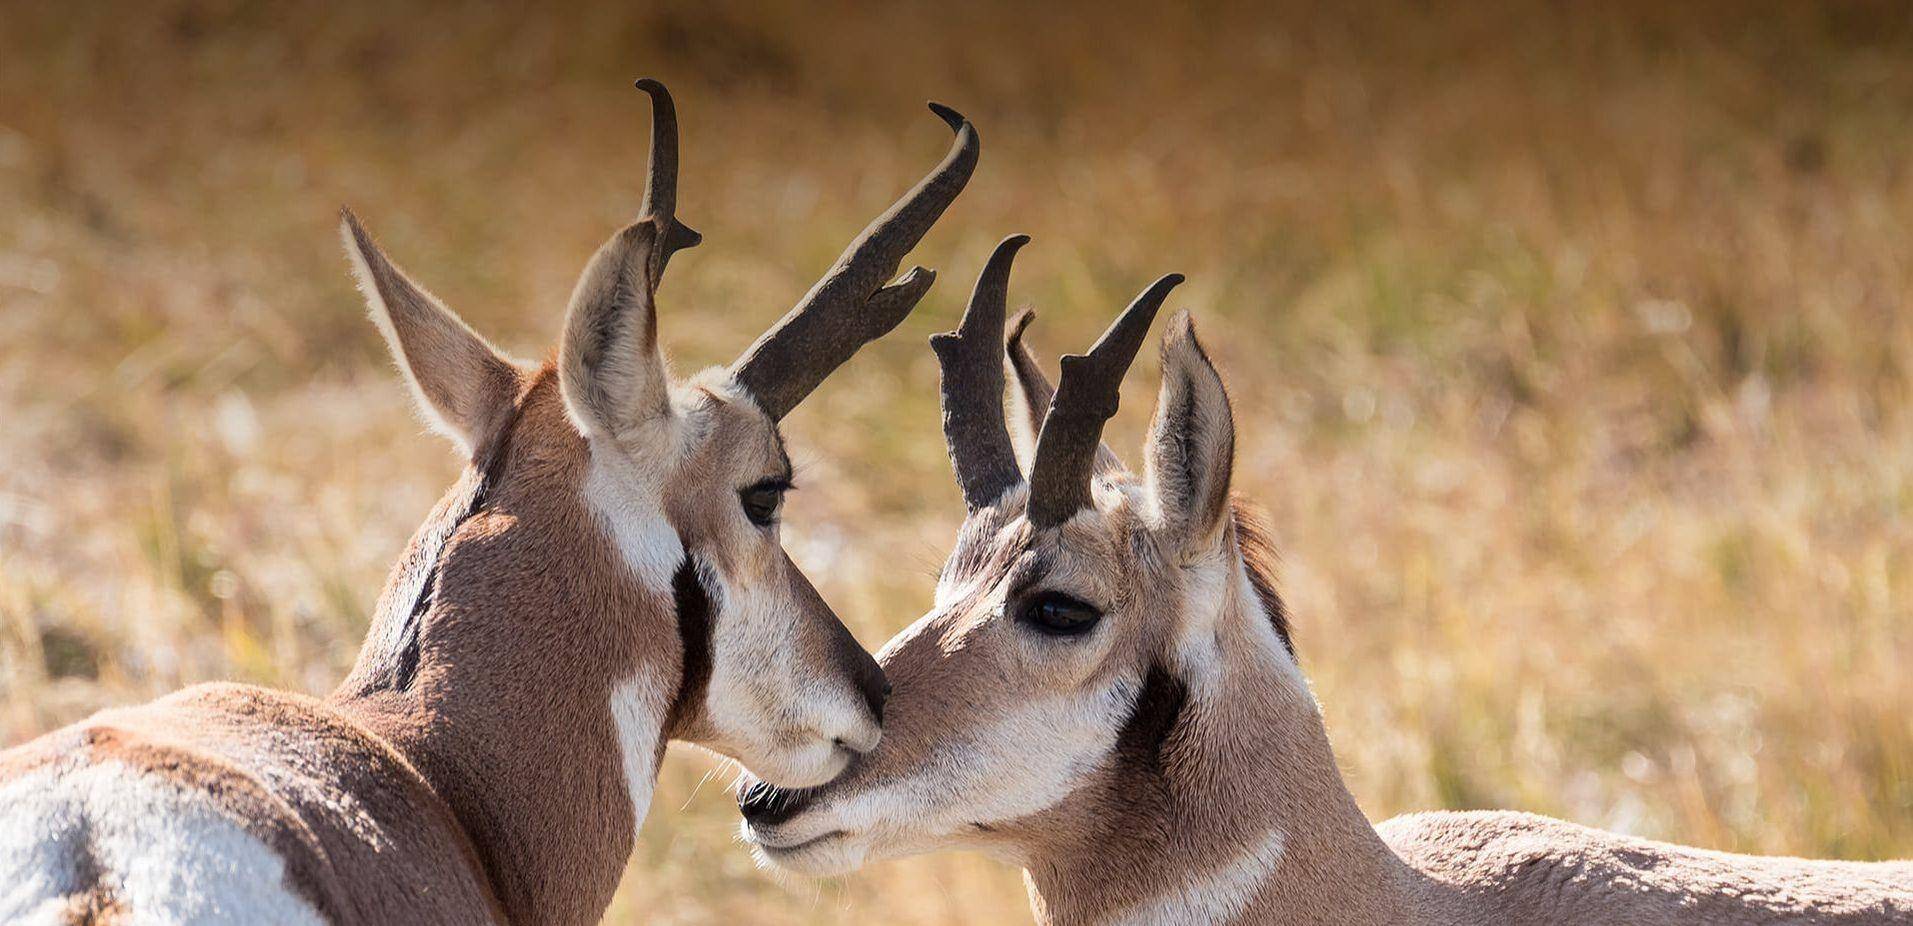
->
730, 103, 980, 421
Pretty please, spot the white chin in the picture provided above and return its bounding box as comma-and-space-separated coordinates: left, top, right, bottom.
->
751, 833, 870, 876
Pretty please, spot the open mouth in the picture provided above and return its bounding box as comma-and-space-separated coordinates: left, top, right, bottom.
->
736, 777, 820, 826
736, 775, 862, 868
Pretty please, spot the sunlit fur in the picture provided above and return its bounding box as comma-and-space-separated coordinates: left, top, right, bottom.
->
0, 210, 886, 925
748, 313, 1913, 925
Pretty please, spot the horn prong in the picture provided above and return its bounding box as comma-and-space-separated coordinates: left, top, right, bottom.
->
730, 104, 980, 420
1025, 273, 1183, 528
933, 234, 1030, 509
633, 78, 702, 263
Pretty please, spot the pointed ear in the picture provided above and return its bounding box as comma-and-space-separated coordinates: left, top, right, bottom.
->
1144, 311, 1235, 557
1005, 309, 1127, 476
341, 209, 522, 453
559, 221, 674, 441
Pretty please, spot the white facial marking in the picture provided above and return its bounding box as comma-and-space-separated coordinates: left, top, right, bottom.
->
805, 680, 1136, 850
1171, 555, 1234, 695
698, 562, 869, 788
0, 764, 326, 925
1173, 552, 1306, 699
609, 669, 672, 841
582, 439, 683, 592
1103, 830, 1287, 926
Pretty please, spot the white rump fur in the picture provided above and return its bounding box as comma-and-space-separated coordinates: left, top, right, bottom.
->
0, 764, 324, 924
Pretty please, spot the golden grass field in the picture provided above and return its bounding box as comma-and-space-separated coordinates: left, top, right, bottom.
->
3, 1, 1910, 921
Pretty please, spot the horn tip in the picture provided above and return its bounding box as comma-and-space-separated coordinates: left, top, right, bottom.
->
634, 77, 668, 97
898, 264, 936, 287
668, 220, 704, 251
927, 101, 968, 133
998, 233, 1032, 251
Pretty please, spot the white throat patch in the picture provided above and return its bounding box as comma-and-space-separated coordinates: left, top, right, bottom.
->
581, 437, 682, 593
580, 433, 682, 842
1102, 829, 1287, 926
608, 669, 673, 842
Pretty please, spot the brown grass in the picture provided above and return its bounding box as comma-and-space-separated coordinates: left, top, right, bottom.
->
2, 1, 1910, 921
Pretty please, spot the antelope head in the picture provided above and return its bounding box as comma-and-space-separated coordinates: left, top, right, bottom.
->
738, 237, 1301, 877
337, 81, 977, 790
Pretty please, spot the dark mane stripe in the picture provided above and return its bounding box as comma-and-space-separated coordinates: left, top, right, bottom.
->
1230, 497, 1294, 656
361, 397, 526, 693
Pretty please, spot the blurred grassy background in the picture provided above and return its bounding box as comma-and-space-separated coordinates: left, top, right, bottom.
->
3, 0, 1912, 921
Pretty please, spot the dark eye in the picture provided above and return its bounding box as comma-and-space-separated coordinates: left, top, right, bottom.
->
739, 483, 785, 527
1017, 592, 1102, 637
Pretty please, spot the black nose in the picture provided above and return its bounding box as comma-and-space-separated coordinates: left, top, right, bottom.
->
828, 618, 888, 726
738, 778, 812, 828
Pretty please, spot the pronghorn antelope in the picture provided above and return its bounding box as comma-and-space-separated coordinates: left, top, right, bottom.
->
738, 237, 1913, 925
0, 81, 978, 925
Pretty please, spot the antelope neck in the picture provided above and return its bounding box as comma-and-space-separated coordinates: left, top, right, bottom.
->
1025, 631, 1413, 925
328, 373, 691, 924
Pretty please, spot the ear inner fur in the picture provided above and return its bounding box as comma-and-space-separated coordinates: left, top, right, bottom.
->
558, 221, 674, 437
1146, 313, 1236, 556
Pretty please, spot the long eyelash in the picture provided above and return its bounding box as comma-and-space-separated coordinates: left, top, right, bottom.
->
744, 477, 795, 494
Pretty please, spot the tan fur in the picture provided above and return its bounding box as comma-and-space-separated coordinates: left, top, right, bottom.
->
334, 369, 665, 921
2, 684, 503, 924
1382, 811, 1913, 925
750, 315, 1913, 925
4, 189, 896, 921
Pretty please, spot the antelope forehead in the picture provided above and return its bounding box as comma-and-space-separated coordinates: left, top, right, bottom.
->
677, 377, 788, 482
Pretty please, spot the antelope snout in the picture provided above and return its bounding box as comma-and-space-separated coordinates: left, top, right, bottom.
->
824, 614, 889, 751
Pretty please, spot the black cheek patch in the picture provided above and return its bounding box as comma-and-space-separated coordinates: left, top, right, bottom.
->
666, 557, 716, 733
1111, 664, 1189, 787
